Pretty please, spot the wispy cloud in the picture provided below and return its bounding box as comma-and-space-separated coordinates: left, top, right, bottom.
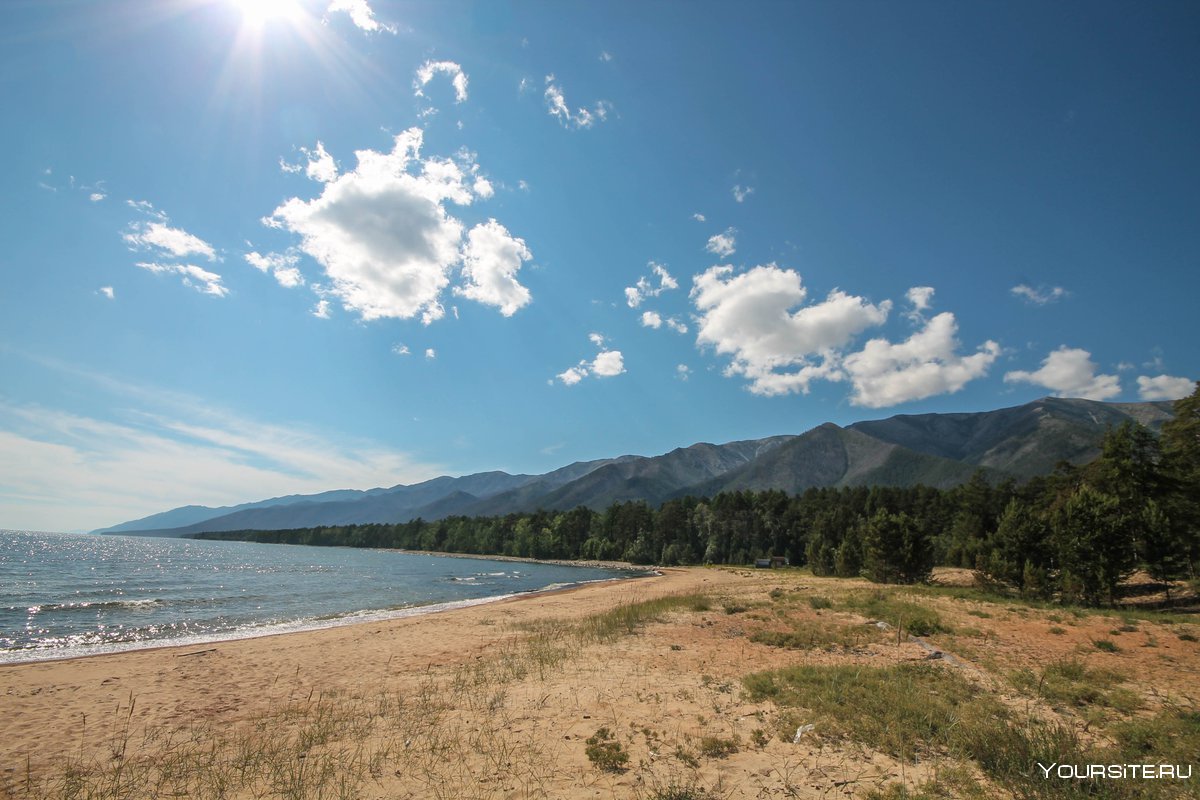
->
326, 0, 395, 33
0, 363, 438, 531
705, 228, 737, 258
1011, 283, 1068, 305
414, 60, 469, 103
543, 76, 612, 130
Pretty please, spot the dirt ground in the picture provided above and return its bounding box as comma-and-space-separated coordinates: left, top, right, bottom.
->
2, 566, 1197, 799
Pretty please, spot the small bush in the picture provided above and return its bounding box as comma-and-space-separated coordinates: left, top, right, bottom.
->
584, 727, 629, 772
1093, 639, 1120, 653
697, 736, 738, 758
808, 595, 833, 609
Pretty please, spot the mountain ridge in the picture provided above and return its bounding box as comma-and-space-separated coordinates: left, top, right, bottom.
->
96, 397, 1175, 537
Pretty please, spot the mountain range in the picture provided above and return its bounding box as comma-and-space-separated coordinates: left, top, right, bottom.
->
95, 397, 1176, 537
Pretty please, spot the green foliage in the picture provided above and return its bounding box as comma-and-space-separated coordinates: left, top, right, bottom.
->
696, 736, 738, 758
861, 509, 934, 584
584, 727, 629, 772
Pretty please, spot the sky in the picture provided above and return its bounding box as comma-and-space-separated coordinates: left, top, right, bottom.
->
2, 0, 1197, 532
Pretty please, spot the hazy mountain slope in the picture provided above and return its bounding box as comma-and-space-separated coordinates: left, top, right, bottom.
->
92, 487, 393, 534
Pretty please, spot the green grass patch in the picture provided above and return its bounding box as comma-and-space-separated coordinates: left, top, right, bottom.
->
1009, 659, 1140, 713
579, 593, 711, 641
750, 619, 880, 651
742, 662, 991, 761
841, 590, 949, 637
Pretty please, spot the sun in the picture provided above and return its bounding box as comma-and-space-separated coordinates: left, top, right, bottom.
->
227, 0, 305, 28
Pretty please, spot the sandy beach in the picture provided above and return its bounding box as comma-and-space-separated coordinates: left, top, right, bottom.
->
3, 566, 1197, 799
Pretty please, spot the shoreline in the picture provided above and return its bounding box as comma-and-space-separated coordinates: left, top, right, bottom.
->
1, 565, 719, 787
0, 558, 656, 668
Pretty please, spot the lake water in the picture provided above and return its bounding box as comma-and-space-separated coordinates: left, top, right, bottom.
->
0, 530, 639, 664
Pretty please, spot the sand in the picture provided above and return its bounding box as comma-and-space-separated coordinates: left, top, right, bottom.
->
3, 566, 1197, 799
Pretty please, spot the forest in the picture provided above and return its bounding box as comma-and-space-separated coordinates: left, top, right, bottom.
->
200, 385, 1200, 607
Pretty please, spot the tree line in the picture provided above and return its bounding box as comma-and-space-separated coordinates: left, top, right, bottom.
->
200, 384, 1199, 607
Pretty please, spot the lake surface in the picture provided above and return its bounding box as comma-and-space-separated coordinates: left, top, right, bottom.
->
0, 530, 639, 664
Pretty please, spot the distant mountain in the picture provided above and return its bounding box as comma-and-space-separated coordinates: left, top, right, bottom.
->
97, 397, 1175, 537
848, 397, 1175, 479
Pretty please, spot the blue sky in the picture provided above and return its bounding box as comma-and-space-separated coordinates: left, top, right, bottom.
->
2, 0, 1197, 531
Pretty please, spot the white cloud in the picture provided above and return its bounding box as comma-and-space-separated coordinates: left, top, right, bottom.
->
666, 317, 688, 334
89, 192, 106, 202
414, 60, 469, 103
282, 142, 339, 183
267, 128, 527, 323
1004, 346, 1121, 400
392, 343, 411, 356
691, 264, 891, 396
842, 312, 1000, 408
692, 213, 706, 222
624, 261, 678, 308
0, 393, 435, 532
326, 0, 394, 33
425, 348, 436, 359
472, 176, 494, 198
311, 299, 332, 318
455, 219, 532, 316
557, 366, 586, 386
1137, 374, 1194, 401
592, 350, 625, 376
906, 286, 935, 312
1011, 284, 1068, 305
135, 262, 228, 297
640, 310, 662, 329
544, 76, 611, 130
676, 364, 691, 381
98, 286, 114, 300
599, 51, 613, 62
123, 221, 216, 261
556, 335, 625, 385
245, 250, 305, 288
705, 228, 737, 258
517, 180, 530, 192
732, 184, 754, 203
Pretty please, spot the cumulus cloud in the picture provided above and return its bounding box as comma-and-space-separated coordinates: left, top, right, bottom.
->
455, 219, 532, 316
640, 311, 662, 329
327, 0, 394, 33
267, 128, 529, 323
135, 262, 229, 297
1011, 284, 1068, 305
692, 213, 706, 222
705, 228, 737, 258
90, 192, 106, 202
425, 348, 436, 359
1137, 374, 1194, 401
624, 261, 678, 308
906, 286, 935, 312
414, 60, 469, 103
392, 343, 411, 356
544, 76, 611, 129
676, 364, 691, 381
98, 286, 115, 299
842, 313, 1000, 408
311, 299, 331, 319
245, 250, 305, 288
690, 264, 891, 396
556, 334, 625, 385
732, 184, 754, 203
1004, 346, 1121, 400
